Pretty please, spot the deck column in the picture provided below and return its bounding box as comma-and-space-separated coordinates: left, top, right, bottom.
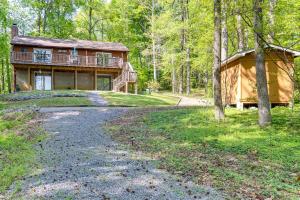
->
125, 82, 128, 94
27, 67, 31, 90
13, 67, 16, 92
75, 69, 78, 90
51, 68, 54, 90
94, 70, 97, 90
134, 82, 138, 95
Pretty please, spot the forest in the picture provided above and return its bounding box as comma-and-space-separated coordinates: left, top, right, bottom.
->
0, 0, 299, 95
1, 0, 300, 199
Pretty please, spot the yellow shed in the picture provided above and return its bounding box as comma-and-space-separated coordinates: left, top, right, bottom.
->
221, 44, 300, 109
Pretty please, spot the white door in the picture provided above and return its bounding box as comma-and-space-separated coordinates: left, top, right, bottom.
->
44, 76, 52, 90
35, 75, 43, 90
35, 75, 52, 90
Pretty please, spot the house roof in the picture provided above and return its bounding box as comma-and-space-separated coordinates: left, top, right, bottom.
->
11, 36, 129, 52
221, 44, 300, 66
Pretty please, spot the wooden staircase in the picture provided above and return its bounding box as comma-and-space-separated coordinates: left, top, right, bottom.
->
112, 62, 137, 93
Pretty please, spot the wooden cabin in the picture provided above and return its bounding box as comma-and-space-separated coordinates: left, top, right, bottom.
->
221, 45, 300, 109
10, 24, 137, 93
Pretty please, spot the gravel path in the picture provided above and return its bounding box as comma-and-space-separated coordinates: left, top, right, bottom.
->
8, 107, 223, 200
88, 91, 108, 106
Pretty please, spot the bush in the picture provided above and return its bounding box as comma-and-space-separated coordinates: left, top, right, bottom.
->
147, 80, 160, 93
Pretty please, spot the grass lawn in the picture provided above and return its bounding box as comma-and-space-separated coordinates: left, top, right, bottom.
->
100, 91, 180, 107
106, 106, 300, 199
0, 109, 45, 193
0, 90, 92, 109
2, 97, 92, 109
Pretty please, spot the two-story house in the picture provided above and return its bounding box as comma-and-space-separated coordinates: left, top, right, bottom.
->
10, 24, 137, 93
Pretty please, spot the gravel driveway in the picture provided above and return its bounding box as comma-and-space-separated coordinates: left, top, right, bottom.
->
9, 107, 223, 200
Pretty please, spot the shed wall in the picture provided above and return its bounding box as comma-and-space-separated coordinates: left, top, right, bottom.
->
240, 51, 293, 103
221, 60, 240, 105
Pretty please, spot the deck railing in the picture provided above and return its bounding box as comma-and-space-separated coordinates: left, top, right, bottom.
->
11, 51, 123, 68
112, 63, 137, 91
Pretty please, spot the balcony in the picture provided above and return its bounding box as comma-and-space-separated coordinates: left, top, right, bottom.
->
11, 51, 123, 68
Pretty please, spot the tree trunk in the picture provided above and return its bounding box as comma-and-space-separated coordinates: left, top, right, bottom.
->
151, 0, 157, 81
185, 0, 191, 95
236, 0, 244, 51
1, 59, 5, 92
186, 47, 191, 95
213, 0, 224, 121
221, 3, 228, 60
43, 7, 47, 34
267, 0, 276, 43
171, 56, 176, 94
179, 0, 186, 95
88, 1, 93, 40
254, 0, 272, 127
37, 10, 41, 35
204, 70, 209, 95
179, 65, 184, 94
5, 57, 11, 93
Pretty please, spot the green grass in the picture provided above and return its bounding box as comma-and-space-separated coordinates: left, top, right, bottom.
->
0, 110, 45, 193
100, 91, 180, 107
0, 90, 92, 110
106, 106, 300, 199
2, 97, 92, 109
0, 90, 87, 101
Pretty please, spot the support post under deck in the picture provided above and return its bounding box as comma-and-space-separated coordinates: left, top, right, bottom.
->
94, 70, 97, 90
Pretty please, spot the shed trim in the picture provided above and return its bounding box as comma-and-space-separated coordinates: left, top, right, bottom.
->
221, 44, 300, 67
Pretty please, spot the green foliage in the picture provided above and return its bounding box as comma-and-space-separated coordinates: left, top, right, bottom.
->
146, 80, 160, 91
0, 110, 45, 192
1, 0, 299, 93
107, 106, 300, 199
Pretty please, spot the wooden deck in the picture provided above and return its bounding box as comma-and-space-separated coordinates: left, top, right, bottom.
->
11, 51, 123, 68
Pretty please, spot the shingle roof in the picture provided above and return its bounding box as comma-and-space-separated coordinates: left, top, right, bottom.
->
11, 36, 129, 52
221, 44, 300, 66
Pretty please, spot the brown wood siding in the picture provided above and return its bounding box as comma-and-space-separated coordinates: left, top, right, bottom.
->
240, 51, 293, 104
221, 60, 240, 105
77, 71, 94, 90
54, 71, 75, 90
221, 50, 294, 105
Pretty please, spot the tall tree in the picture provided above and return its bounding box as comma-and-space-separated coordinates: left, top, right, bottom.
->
213, 0, 224, 121
254, 0, 271, 126
151, 0, 157, 82
267, 0, 276, 43
221, 2, 228, 60
236, 0, 244, 51
185, 0, 191, 95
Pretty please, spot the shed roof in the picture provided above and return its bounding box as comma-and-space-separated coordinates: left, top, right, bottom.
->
11, 36, 129, 52
221, 44, 300, 67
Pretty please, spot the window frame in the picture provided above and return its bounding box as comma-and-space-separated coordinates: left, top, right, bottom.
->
33, 48, 52, 63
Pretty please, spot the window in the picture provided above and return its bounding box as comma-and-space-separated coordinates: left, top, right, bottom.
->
20, 48, 27, 52
33, 49, 52, 63
96, 52, 112, 66
58, 49, 67, 53
71, 49, 78, 58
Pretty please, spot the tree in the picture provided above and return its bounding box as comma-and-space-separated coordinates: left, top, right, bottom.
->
236, 0, 244, 51
253, 0, 271, 126
151, 0, 157, 82
267, 0, 276, 43
213, 0, 224, 121
221, 2, 228, 60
